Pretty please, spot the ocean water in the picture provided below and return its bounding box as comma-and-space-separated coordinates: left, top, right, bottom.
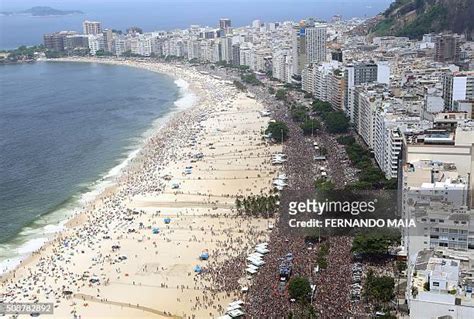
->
0, 61, 181, 272
0, 0, 393, 49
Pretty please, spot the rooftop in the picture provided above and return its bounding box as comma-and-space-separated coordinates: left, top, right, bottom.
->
405, 129, 455, 146
404, 160, 466, 188
411, 250, 474, 307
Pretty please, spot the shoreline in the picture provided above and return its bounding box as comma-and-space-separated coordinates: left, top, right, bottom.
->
1, 57, 280, 318
0, 58, 197, 276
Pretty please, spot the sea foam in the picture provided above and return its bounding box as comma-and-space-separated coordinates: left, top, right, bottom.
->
0, 74, 197, 276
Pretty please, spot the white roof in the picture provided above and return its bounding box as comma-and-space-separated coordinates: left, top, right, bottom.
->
226, 304, 242, 311
250, 259, 265, 266
247, 264, 259, 270
228, 300, 244, 307
247, 256, 261, 262
227, 309, 245, 318
246, 268, 257, 274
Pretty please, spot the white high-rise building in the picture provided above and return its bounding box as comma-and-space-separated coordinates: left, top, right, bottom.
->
443, 71, 474, 109
251, 49, 269, 72
252, 20, 262, 29
373, 105, 430, 179
239, 46, 252, 67
376, 61, 391, 84
306, 24, 327, 64
357, 88, 380, 149
273, 49, 292, 83
301, 61, 343, 110
187, 39, 200, 60
114, 38, 127, 56
88, 34, 105, 55
301, 64, 316, 94
199, 40, 214, 62
405, 123, 474, 198
329, 70, 344, 111
401, 123, 474, 319
220, 37, 233, 63
344, 63, 378, 120
83, 21, 102, 35
211, 40, 220, 63
266, 22, 277, 31
292, 23, 327, 76
292, 26, 306, 76
130, 35, 154, 57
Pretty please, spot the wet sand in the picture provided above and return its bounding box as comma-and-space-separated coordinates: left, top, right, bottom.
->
0, 58, 280, 318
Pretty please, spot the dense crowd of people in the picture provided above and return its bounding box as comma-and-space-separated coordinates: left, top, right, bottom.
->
1, 60, 280, 318
1, 58, 395, 318
227, 75, 359, 318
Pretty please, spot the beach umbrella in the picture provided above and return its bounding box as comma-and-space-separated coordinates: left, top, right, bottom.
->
164, 218, 171, 224
193, 265, 202, 273
152, 227, 160, 234
89, 276, 100, 283
199, 252, 209, 260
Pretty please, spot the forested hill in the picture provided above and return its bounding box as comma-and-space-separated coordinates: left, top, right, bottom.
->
370, 0, 474, 40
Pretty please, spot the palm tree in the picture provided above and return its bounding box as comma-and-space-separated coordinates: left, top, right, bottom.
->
235, 198, 242, 215
242, 198, 248, 215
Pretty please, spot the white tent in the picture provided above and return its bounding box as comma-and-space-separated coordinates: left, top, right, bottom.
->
246, 267, 257, 274
249, 258, 265, 267
247, 264, 259, 271
227, 309, 245, 318
226, 304, 242, 312
228, 300, 244, 307
248, 252, 264, 259
256, 247, 269, 254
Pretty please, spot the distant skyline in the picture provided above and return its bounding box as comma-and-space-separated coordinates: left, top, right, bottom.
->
1, 0, 393, 13
0, 0, 393, 49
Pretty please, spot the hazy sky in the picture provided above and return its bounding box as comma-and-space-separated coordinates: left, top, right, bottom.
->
1, 0, 394, 11
0, 0, 393, 48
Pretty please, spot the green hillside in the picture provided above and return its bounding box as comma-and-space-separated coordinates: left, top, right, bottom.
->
371, 0, 474, 39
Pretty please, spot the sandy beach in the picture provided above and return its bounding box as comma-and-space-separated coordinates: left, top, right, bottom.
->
0, 58, 281, 318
